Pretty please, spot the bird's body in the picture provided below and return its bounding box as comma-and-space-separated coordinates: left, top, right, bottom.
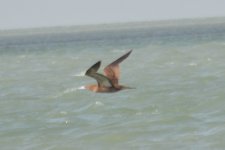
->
85, 84, 121, 93
85, 50, 133, 93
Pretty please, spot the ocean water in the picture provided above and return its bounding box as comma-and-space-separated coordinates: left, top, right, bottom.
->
1, 18, 225, 150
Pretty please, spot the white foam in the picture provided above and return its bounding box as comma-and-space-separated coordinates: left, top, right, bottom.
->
95, 101, 104, 106
72, 71, 85, 77
63, 87, 78, 94
78, 86, 85, 90
189, 62, 197, 66
63, 86, 86, 94
53, 87, 82, 98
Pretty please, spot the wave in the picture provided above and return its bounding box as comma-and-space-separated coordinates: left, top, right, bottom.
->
53, 86, 85, 98
72, 71, 86, 77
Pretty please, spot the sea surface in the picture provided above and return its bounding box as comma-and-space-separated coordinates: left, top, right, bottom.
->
1, 18, 225, 150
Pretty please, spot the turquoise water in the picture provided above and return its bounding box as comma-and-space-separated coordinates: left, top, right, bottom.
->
1, 18, 225, 150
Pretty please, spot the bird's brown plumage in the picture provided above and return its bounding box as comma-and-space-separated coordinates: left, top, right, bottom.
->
85, 50, 133, 93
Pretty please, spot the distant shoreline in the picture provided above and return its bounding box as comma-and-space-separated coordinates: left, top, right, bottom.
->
1, 16, 225, 36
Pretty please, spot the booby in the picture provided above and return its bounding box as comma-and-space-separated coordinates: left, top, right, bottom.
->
85, 50, 133, 93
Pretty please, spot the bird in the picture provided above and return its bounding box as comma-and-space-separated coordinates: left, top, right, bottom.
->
85, 50, 133, 93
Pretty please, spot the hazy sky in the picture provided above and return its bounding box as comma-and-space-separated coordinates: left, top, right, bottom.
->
1, 0, 225, 29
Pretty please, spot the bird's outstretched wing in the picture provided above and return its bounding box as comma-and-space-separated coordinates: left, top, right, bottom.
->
85, 61, 113, 87
103, 50, 132, 85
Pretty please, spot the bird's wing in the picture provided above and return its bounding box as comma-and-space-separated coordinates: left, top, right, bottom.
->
85, 61, 113, 87
85, 61, 101, 74
103, 50, 132, 85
